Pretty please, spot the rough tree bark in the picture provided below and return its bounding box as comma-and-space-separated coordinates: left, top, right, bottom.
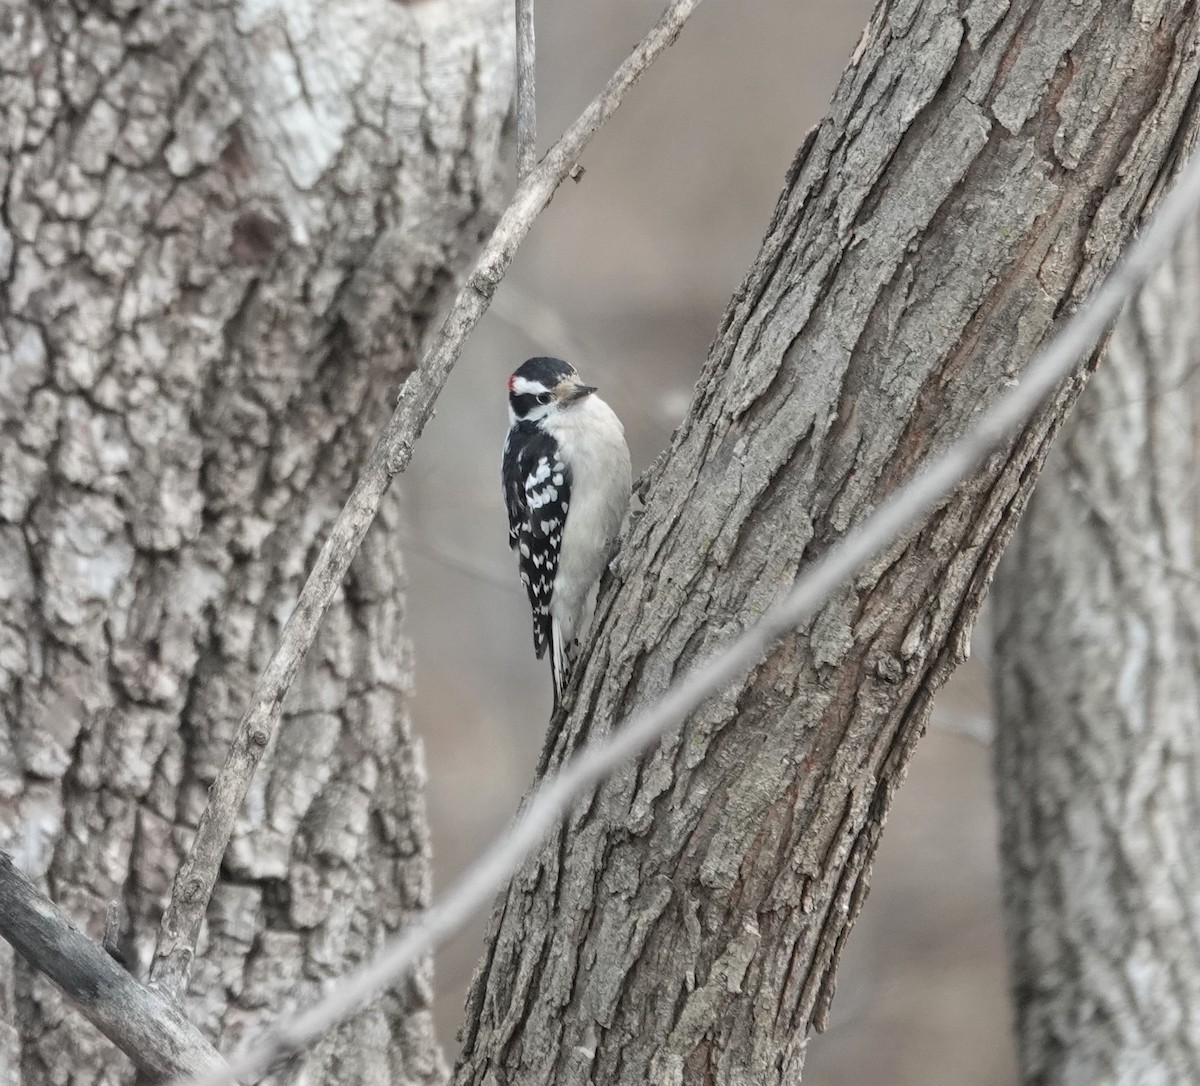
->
456, 2, 1200, 1083
992, 225, 1200, 1082
0, 2, 512, 1084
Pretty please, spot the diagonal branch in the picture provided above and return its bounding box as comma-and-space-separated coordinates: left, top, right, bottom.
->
179, 141, 1200, 1086
0, 853, 230, 1082
150, 0, 706, 997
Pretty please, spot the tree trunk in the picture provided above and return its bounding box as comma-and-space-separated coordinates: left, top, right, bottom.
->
0, 1, 512, 1083
455, 2, 1200, 1083
992, 225, 1200, 1082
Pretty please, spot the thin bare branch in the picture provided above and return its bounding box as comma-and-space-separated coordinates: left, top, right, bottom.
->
180, 146, 1200, 1086
400, 528, 518, 591
150, 0, 706, 998
0, 853, 230, 1082
491, 282, 601, 374
516, 0, 536, 177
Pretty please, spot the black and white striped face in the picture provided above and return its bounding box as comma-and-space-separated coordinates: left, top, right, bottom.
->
507, 356, 597, 427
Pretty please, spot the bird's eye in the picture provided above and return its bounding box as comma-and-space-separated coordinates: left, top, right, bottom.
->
536, 392, 553, 405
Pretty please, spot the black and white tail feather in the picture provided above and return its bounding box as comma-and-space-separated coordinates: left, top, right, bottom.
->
549, 622, 575, 713
503, 357, 631, 713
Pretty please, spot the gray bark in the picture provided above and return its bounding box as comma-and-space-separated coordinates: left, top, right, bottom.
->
455, 2, 1200, 1083
0, 852, 227, 1081
0, 1, 513, 1084
992, 225, 1200, 1082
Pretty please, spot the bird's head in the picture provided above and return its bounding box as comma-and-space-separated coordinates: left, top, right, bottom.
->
507, 356, 597, 426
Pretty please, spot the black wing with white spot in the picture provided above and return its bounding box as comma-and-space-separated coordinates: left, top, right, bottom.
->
502, 421, 572, 659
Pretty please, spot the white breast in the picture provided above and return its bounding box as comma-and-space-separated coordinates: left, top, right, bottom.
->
544, 394, 632, 647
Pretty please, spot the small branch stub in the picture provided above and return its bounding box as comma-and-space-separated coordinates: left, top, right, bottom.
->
102, 902, 127, 968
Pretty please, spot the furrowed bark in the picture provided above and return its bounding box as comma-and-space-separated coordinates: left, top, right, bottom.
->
993, 224, 1200, 1084
0, 0, 513, 1083
456, 2, 1200, 1082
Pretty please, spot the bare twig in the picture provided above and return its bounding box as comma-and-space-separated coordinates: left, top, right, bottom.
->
180, 148, 1200, 1086
491, 282, 601, 374
0, 853, 230, 1082
516, 0, 536, 177
149, 0, 706, 998
1067, 466, 1200, 586
400, 528, 518, 591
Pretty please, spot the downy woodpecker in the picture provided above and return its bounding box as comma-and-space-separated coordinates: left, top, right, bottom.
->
503, 357, 631, 709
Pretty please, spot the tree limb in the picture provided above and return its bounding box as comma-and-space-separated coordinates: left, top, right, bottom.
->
150, 0, 706, 998
516, 0, 536, 177
458, 4, 1200, 1082
0, 852, 229, 1083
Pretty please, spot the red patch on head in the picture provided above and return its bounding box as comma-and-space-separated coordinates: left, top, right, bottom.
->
507, 373, 516, 391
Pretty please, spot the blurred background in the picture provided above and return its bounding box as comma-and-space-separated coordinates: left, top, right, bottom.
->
400, 2, 1016, 1082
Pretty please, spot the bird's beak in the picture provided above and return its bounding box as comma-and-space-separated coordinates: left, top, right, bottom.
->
566, 383, 597, 403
